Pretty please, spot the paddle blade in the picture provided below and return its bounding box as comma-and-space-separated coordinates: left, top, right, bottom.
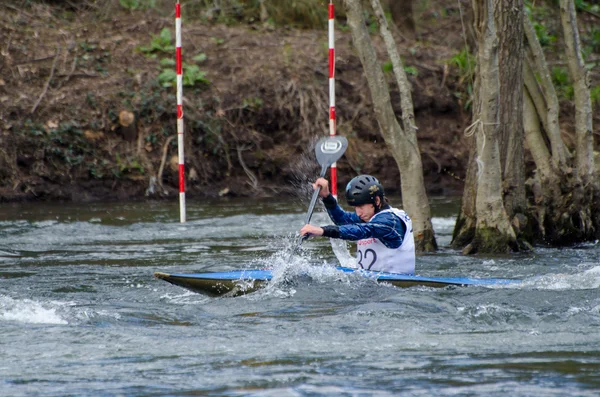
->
315, 136, 348, 169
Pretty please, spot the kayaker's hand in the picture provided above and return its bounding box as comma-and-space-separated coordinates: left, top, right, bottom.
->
313, 177, 330, 198
300, 224, 324, 237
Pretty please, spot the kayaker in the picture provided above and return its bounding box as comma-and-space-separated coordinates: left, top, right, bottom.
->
299, 175, 415, 274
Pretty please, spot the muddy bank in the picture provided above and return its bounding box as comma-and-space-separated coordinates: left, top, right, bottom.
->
1, 2, 594, 203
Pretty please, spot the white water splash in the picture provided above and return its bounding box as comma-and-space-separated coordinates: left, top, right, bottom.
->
330, 239, 357, 268
161, 290, 210, 305
519, 265, 600, 290
242, 242, 356, 299
0, 295, 68, 325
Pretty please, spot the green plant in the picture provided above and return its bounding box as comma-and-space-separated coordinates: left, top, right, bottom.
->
158, 63, 209, 88
382, 61, 393, 73
574, 0, 600, 13
115, 154, 145, 175
367, 14, 378, 34
584, 26, 600, 57
382, 61, 419, 77
404, 66, 419, 76
449, 48, 476, 84
453, 84, 474, 111
551, 67, 574, 100
139, 28, 175, 55
192, 53, 208, 63
119, 0, 156, 10
242, 97, 263, 110
591, 86, 600, 108
533, 21, 557, 48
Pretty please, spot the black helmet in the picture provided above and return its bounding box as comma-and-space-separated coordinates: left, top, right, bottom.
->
345, 175, 385, 206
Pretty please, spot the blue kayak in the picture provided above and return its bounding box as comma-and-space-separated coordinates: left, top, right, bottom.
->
154, 267, 520, 297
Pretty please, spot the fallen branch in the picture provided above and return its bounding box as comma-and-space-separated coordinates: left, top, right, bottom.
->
237, 145, 258, 190
157, 136, 175, 188
31, 47, 60, 114
14, 55, 56, 66
55, 72, 99, 79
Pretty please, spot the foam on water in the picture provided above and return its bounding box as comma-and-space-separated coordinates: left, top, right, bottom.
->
518, 265, 600, 290
0, 294, 68, 325
432, 216, 457, 233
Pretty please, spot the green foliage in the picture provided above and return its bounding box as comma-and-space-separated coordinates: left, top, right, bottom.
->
454, 84, 473, 111
192, 53, 208, 63
182, 0, 326, 28
119, 0, 156, 10
114, 154, 145, 177
591, 86, 600, 108
79, 40, 97, 53
183, 65, 209, 86
583, 26, 600, 60
255, 0, 326, 29
194, 116, 226, 156
449, 48, 475, 83
448, 49, 476, 111
551, 67, 574, 100
382, 61, 393, 74
139, 28, 175, 55
158, 63, 210, 88
574, 0, 600, 13
242, 97, 263, 110
18, 121, 90, 169
525, 1, 558, 49
382, 61, 419, 77
404, 66, 419, 76
533, 21, 557, 48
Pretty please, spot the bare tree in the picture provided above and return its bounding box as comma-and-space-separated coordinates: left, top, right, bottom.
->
559, 0, 595, 184
518, 1, 599, 244
452, 0, 520, 253
343, 0, 437, 252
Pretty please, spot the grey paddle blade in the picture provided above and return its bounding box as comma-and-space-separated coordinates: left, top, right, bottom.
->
315, 135, 348, 168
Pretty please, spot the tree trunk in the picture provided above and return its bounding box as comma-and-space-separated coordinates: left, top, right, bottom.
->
519, 6, 599, 245
559, 0, 595, 184
369, 0, 437, 251
344, 0, 437, 252
451, 135, 478, 248
453, 0, 517, 254
497, 0, 527, 229
523, 15, 570, 168
523, 89, 556, 187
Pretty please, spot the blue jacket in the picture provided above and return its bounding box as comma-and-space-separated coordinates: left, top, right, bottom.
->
320, 195, 407, 249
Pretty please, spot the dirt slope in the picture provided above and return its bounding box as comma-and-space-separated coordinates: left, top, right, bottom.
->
0, 2, 595, 203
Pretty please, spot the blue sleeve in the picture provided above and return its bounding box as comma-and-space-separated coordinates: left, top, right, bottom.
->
338, 212, 407, 249
322, 195, 361, 225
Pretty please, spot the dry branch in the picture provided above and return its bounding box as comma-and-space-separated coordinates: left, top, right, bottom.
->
157, 136, 175, 188
31, 47, 60, 115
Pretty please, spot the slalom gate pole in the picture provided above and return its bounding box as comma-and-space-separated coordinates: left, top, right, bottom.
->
175, 1, 186, 223
328, 1, 337, 198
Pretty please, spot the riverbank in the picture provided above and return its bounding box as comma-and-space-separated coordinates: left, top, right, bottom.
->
0, 1, 597, 203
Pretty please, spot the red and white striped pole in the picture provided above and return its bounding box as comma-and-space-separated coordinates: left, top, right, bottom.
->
175, 1, 186, 223
328, 1, 337, 198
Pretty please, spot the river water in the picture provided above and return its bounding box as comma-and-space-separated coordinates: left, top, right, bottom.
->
1, 197, 600, 396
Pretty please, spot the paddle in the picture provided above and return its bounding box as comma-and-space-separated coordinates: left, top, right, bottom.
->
296, 135, 348, 250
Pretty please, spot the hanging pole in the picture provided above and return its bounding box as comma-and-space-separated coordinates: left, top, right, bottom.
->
175, 1, 186, 223
328, 1, 338, 198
